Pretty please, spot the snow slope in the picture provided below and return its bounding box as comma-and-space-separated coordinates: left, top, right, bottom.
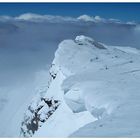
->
22, 35, 140, 137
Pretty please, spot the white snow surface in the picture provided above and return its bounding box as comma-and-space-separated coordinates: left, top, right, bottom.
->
32, 35, 140, 137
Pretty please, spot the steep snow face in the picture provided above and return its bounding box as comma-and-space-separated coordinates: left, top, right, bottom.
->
23, 35, 140, 137
20, 97, 60, 137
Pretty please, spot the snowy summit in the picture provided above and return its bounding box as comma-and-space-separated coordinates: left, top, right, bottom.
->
20, 35, 140, 137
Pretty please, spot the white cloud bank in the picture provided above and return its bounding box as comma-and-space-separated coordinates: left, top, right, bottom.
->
0, 13, 137, 25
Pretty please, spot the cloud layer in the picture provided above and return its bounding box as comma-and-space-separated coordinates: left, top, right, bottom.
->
0, 13, 137, 24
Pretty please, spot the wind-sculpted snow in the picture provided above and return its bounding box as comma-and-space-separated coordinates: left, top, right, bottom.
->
31, 35, 140, 137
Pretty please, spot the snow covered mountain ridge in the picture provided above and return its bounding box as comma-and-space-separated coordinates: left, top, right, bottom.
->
21, 35, 140, 137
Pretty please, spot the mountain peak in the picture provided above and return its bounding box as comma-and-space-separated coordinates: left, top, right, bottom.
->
75, 35, 106, 49
75, 35, 95, 44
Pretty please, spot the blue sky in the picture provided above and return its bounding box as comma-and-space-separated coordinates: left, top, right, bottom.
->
0, 3, 140, 22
